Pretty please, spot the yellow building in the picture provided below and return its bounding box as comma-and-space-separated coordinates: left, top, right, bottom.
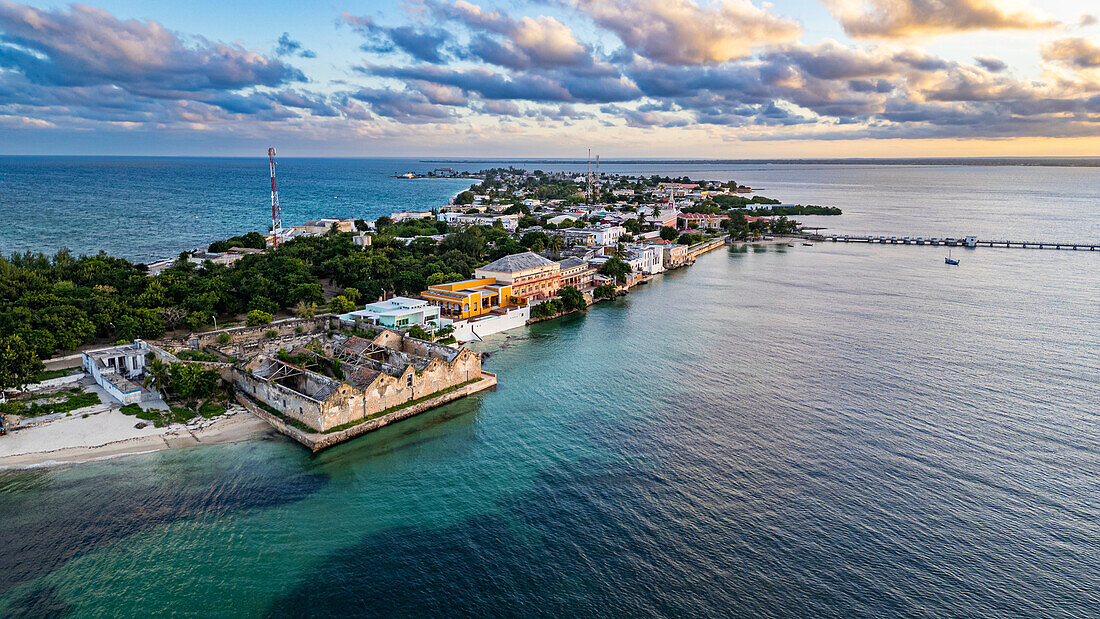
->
420, 278, 515, 320
474, 252, 562, 301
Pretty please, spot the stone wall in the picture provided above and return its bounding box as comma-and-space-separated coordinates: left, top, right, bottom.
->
229, 337, 482, 432
188, 315, 338, 350
237, 372, 498, 452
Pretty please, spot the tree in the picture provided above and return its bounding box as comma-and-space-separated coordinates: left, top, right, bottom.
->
454, 190, 475, 205
678, 233, 703, 245
329, 295, 355, 314
143, 356, 171, 401
169, 362, 219, 400
548, 235, 564, 256
559, 286, 586, 311
0, 335, 43, 391
426, 271, 464, 286
294, 300, 319, 318
598, 256, 632, 285
660, 226, 679, 241
652, 204, 661, 218
375, 216, 394, 229
247, 310, 272, 326
407, 325, 430, 340
593, 284, 616, 300
342, 287, 362, 304
623, 218, 642, 235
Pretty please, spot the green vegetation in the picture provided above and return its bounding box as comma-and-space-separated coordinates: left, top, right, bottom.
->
121, 399, 227, 426
217, 333, 231, 344
0, 335, 45, 391
558, 286, 586, 312
1, 390, 101, 417
247, 310, 272, 326
407, 325, 430, 340
28, 366, 80, 384
207, 232, 266, 253
264, 329, 279, 338
598, 256, 632, 285
176, 349, 220, 362
329, 295, 356, 314
593, 284, 616, 300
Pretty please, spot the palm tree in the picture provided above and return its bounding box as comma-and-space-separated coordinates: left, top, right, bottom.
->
549, 235, 564, 257
143, 357, 171, 401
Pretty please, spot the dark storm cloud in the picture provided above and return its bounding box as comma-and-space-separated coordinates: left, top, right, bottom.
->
974, 56, 1007, 72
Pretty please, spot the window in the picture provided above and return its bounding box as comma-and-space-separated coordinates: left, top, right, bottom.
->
406, 375, 413, 387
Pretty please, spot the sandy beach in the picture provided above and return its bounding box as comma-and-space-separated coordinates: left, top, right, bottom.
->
0, 405, 274, 469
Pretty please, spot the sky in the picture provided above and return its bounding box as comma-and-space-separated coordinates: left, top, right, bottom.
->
0, 0, 1098, 157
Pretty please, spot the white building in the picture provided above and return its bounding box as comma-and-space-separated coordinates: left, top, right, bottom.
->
437, 212, 520, 232
391, 210, 435, 222
82, 341, 158, 404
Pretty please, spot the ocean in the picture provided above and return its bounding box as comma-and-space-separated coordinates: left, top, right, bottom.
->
0, 159, 1097, 617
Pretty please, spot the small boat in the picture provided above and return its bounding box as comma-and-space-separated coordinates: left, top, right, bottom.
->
787, 243, 795, 247
945, 249, 960, 265
802, 242, 814, 246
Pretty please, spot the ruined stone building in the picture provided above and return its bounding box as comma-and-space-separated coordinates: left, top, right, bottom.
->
231, 329, 482, 432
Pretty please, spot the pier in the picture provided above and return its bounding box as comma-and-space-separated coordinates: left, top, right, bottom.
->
812, 234, 1099, 251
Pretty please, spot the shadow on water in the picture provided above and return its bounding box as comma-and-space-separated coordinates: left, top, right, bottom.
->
0, 447, 328, 598
261, 456, 857, 618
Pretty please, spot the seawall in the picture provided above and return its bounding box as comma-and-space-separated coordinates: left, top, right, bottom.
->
236, 371, 497, 452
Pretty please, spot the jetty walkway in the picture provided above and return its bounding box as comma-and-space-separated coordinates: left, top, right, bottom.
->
812, 234, 1099, 251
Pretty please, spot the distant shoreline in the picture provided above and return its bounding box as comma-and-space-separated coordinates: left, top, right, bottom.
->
1, 155, 1098, 167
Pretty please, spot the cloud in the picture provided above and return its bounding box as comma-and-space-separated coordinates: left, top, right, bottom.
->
350, 87, 457, 123
430, 0, 591, 69
1079, 14, 1098, 28
568, 0, 801, 65
0, 3, 305, 93
275, 32, 316, 58
1042, 37, 1100, 69
823, 0, 1059, 39
343, 14, 451, 64
974, 56, 1008, 72
363, 63, 640, 103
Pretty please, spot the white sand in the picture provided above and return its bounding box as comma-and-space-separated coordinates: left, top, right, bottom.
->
0, 406, 273, 468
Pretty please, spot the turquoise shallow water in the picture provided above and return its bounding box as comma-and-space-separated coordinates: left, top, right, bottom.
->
1, 240, 1097, 617
0, 160, 1098, 616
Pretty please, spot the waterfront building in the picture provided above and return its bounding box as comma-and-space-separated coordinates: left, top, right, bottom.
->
436, 212, 520, 231
390, 210, 434, 223
339, 297, 441, 332
293, 217, 357, 235
558, 257, 597, 289
421, 278, 515, 320
645, 209, 679, 229
678, 213, 729, 230
233, 330, 483, 433
81, 341, 172, 404
475, 251, 562, 301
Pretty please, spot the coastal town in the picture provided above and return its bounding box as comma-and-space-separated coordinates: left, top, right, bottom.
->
0, 167, 836, 462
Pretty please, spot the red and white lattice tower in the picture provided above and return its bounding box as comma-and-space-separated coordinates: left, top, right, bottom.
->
268, 147, 282, 244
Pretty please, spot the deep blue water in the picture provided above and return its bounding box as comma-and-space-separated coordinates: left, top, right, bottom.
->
0, 159, 1097, 617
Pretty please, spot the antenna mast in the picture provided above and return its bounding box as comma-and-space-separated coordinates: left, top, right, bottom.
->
586, 149, 593, 202
595, 154, 600, 200
268, 147, 281, 245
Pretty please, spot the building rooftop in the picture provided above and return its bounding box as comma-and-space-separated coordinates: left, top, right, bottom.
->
558, 257, 587, 270
477, 251, 556, 274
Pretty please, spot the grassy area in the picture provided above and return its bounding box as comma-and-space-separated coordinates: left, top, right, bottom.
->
1, 391, 102, 417
120, 400, 228, 427
29, 367, 83, 383
322, 378, 483, 434
176, 350, 221, 362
